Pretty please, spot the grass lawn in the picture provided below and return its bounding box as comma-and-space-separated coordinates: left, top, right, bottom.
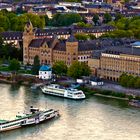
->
18, 70, 31, 74
0, 65, 31, 74
0, 66, 9, 71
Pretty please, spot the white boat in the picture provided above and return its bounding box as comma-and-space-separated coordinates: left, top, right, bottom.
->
40, 84, 85, 99
0, 106, 59, 132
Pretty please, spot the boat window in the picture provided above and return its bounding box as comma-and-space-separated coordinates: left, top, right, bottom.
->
75, 92, 82, 95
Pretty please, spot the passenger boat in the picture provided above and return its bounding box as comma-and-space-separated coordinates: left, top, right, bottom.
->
0, 106, 59, 132
129, 99, 140, 108
40, 84, 85, 99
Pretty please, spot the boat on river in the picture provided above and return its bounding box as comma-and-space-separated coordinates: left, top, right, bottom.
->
0, 106, 59, 132
129, 99, 140, 108
40, 84, 85, 99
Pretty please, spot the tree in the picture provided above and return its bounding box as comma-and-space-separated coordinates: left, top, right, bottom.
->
103, 13, 112, 23
115, 13, 124, 21
119, 73, 140, 88
51, 13, 82, 26
67, 61, 91, 79
80, 62, 91, 76
119, 73, 128, 87
77, 22, 92, 28
44, 15, 50, 26
0, 35, 3, 46
9, 58, 20, 72
127, 75, 135, 88
0, 14, 10, 30
92, 14, 99, 25
88, 34, 96, 40
52, 61, 68, 75
134, 77, 140, 88
31, 55, 40, 75
0, 42, 23, 61
75, 33, 88, 40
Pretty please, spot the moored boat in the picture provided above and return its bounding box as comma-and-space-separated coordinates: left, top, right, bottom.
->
0, 106, 59, 132
40, 84, 85, 99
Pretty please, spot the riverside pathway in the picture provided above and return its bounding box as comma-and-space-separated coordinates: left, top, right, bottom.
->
92, 82, 140, 97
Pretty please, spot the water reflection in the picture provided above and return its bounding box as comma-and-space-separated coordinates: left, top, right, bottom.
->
0, 83, 140, 140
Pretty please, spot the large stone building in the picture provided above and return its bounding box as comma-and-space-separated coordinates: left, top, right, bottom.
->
88, 42, 140, 81
0, 24, 115, 49
23, 21, 96, 66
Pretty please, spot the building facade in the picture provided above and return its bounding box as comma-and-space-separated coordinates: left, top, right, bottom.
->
1, 24, 115, 49
88, 45, 140, 81
39, 65, 52, 79
23, 21, 95, 66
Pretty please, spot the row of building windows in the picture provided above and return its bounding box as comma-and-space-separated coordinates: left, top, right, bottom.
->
4, 37, 21, 40
78, 56, 90, 60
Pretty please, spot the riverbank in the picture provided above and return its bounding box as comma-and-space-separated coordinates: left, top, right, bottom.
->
94, 93, 129, 100
78, 86, 139, 101
0, 73, 43, 86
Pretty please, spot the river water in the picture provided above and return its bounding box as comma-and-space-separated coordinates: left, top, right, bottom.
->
0, 83, 140, 140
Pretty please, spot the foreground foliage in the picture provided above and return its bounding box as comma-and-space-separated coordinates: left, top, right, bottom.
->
52, 61, 68, 75
31, 55, 40, 75
101, 16, 140, 39
119, 73, 140, 88
67, 61, 91, 79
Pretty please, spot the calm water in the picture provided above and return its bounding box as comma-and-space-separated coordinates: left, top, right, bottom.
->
0, 84, 140, 140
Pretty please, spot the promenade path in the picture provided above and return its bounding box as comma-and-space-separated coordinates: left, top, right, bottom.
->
92, 82, 140, 97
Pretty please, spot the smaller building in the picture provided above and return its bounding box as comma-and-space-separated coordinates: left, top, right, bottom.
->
132, 41, 140, 48
90, 76, 104, 86
39, 65, 52, 80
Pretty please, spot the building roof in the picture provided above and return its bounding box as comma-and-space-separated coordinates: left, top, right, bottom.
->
132, 41, 140, 46
0, 31, 23, 40
90, 38, 138, 58
0, 25, 115, 40
90, 76, 102, 82
53, 41, 66, 51
29, 38, 52, 48
104, 45, 140, 56
39, 65, 51, 71
78, 41, 96, 51
67, 34, 77, 42
85, 3, 112, 9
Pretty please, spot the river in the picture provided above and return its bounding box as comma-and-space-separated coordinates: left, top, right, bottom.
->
0, 83, 140, 140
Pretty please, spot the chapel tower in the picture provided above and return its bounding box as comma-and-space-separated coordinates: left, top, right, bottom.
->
23, 20, 35, 64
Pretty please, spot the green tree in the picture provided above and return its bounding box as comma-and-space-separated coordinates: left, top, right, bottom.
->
44, 15, 50, 26
75, 33, 88, 40
52, 61, 68, 75
115, 13, 124, 21
119, 73, 128, 87
0, 15, 10, 30
134, 77, 140, 88
80, 62, 91, 76
31, 55, 40, 75
9, 58, 20, 72
127, 75, 135, 88
67, 61, 91, 79
77, 22, 92, 28
0, 35, 3, 46
0, 27, 4, 32
103, 13, 112, 23
92, 14, 99, 25
88, 34, 96, 40
51, 13, 82, 26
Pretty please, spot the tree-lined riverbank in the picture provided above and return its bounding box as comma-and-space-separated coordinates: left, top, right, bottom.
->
78, 85, 140, 101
